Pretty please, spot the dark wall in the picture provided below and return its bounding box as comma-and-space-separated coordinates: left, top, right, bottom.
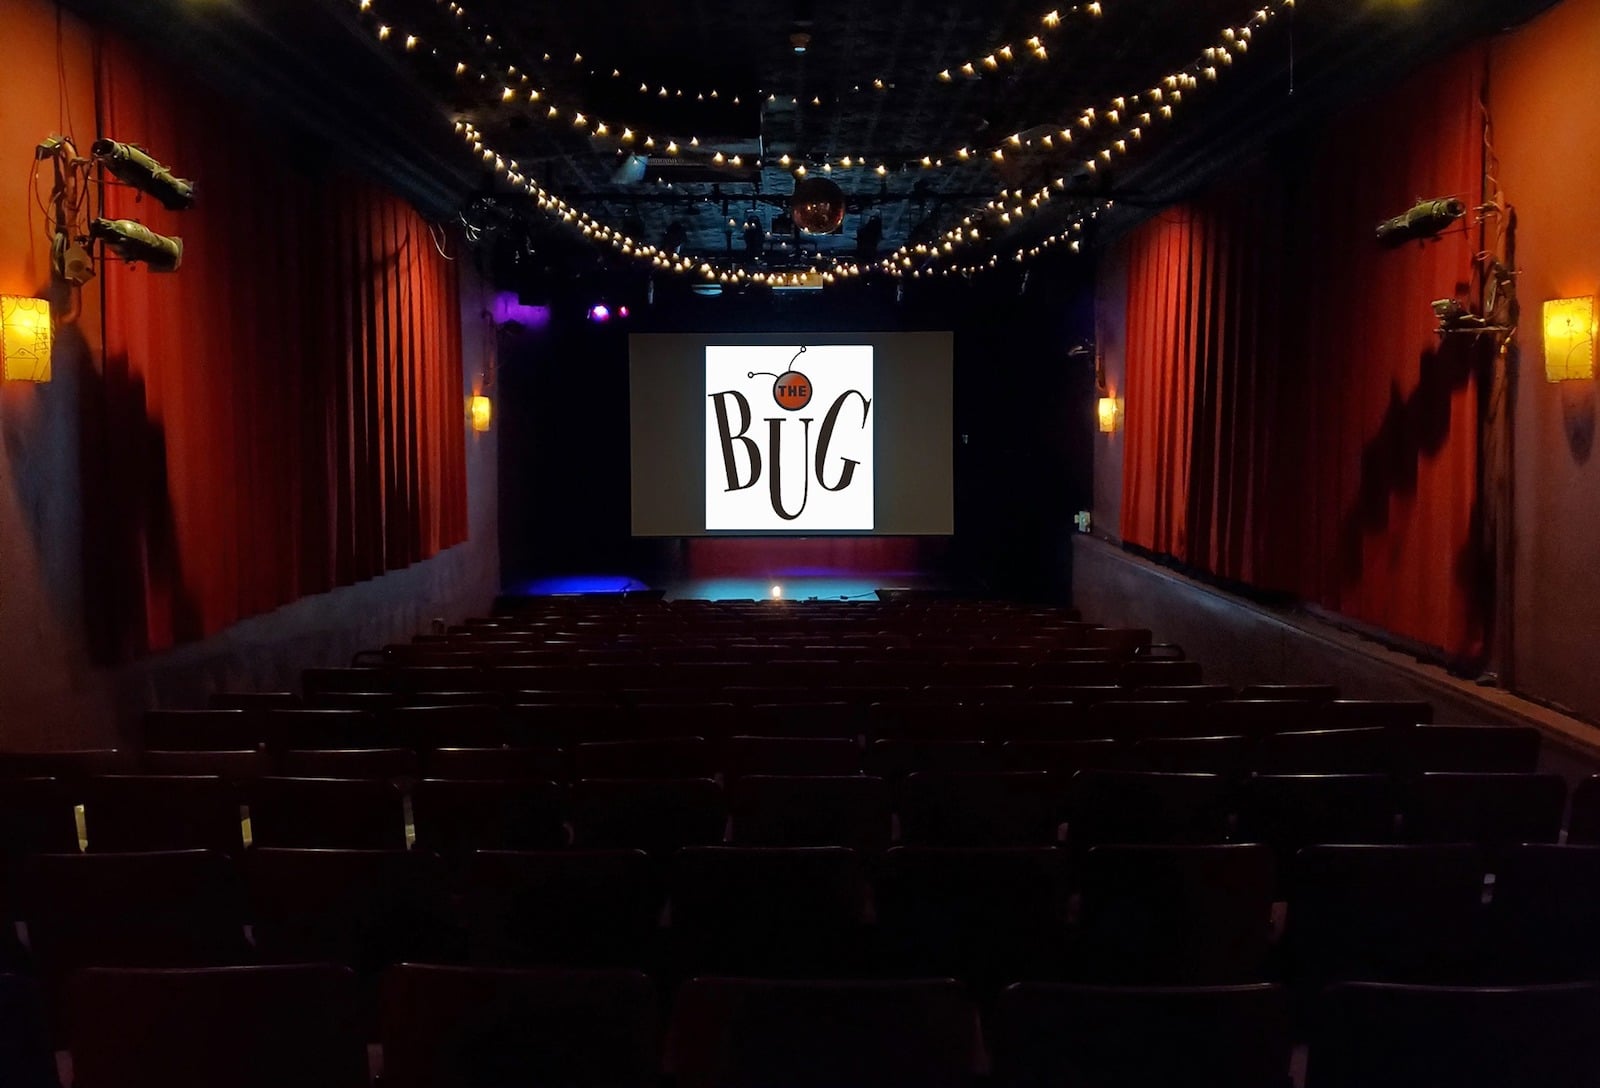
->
496, 267, 1098, 601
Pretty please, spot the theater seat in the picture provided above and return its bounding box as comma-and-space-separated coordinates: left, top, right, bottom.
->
280, 748, 417, 779
82, 775, 244, 853
570, 778, 725, 852
1482, 844, 1600, 984
245, 777, 408, 849
66, 965, 367, 1088
1286, 844, 1486, 989
899, 772, 1064, 846
670, 977, 979, 1088
1309, 981, 1600, 1088
670, 846, 870, 977
1402, 725, 1541, 774
462, 850, 663, 969
0, 974, 57, 1088
728, 775, 891, 851
1402, 773, 1566, 850
380, 965, 659, 1088
1068, 771, 1231, 848
1075, 844, 1275, 984
24, 850, 250, 978
410, 778, 567, 853
875, 846, 1071, 989
245, 848, 449, 972
991, 982, 1292, 1088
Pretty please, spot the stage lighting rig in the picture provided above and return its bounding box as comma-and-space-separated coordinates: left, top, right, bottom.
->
90, 218, 183, 272
1376, 197, 1465, 247
91, 139, 196, 211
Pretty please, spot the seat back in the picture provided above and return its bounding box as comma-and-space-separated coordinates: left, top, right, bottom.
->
143, 710, 256, 751
1287, 844, 1486, 987
0, 974, 55, 1088
1069, 771, 1231, 847
1309, 981, 1600, 1088
574, 737, 716, 779
246, 848, 447, 972
1483, 844, 1600, 983
245, 777, 408, 849
1254, 727, 1390, 774
670, 977, 979, 1088
25, 850, 249, 976
462, 850, 662, 969
1238, 774, 1397, 863
1403, 725, 1541, 774
1403, 773, 1566, 849
66, 965, 367, 1088
670, 846, 869, 976
728, 775, 890, 851
874, 846, 1070, 987
991, 982, 1292, 1088
379, 965, 659, 1088
725, 736, 861, 778
83, 775, 243, 853
410, 778, 567, 853
570, 778, 725, 852
141, 749, 275, 777
280, 748, 417, 779
1076, 844, 1275, 984
900, 772, 1064, 846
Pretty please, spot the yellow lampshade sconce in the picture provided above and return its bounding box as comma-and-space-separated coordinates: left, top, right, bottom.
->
469, 394, 493, 433
1097, 395, 1122, 434
1544, 296, 1596, 383
1, 296, 52, 383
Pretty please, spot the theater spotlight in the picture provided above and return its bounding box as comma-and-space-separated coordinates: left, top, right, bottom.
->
1431, 297, 1490, 335
1376, 197, 1465, 247
91, 139, 195, 211
89, 218, 183, 272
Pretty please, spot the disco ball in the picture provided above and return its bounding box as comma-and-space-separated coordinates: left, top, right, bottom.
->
792, 177, 847, 235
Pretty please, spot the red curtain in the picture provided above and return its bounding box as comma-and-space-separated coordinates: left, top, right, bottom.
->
89, 36, 467, 656
1119, 48, 1488, 659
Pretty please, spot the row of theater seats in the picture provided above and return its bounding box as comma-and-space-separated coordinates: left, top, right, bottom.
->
142, 699, 1441, 751
8, 843, 1600, 994
302, 659, 1204, 693
4, 964, 1598, 1088
0, 763, 1593, 858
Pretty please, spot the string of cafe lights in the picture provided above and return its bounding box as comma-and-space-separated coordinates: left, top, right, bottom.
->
354, 0, 1268, 183
354, 0, 1291, 284
879, 0, 1293, 276
910, 201, 1115, 280
416, 1, 1106, 118
453, 117, 871, 288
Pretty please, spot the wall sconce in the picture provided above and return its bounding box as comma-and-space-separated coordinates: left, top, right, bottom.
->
469, 394, 493, 432
1097, 395, 1122, 434
1544, 296, 1596, 382
1, 296, 52, 382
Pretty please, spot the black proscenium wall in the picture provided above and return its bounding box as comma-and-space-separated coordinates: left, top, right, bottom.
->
495, 267, 1097, 601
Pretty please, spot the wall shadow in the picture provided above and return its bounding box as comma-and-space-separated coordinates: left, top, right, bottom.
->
1336, 333, 1490, 631
79, 349, 201, 664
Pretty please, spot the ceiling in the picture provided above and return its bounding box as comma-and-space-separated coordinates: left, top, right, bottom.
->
66, 0, 1560, 285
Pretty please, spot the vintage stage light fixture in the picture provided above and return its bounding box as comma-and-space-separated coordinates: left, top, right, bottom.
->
91, 139, 196, 211
1376, 197, 1466, 247
90, 218, 183, 272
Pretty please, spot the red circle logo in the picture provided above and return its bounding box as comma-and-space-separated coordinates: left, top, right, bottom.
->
773, 370, 812, 411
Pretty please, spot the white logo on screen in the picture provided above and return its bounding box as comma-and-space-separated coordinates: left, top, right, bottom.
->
705, 345, 874, 531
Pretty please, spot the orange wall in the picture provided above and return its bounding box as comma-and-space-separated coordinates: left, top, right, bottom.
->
0, 1, 111, 744
1092, 0, 1600, 723
0, 0, 498, 746
1493, 0, 1600, 717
